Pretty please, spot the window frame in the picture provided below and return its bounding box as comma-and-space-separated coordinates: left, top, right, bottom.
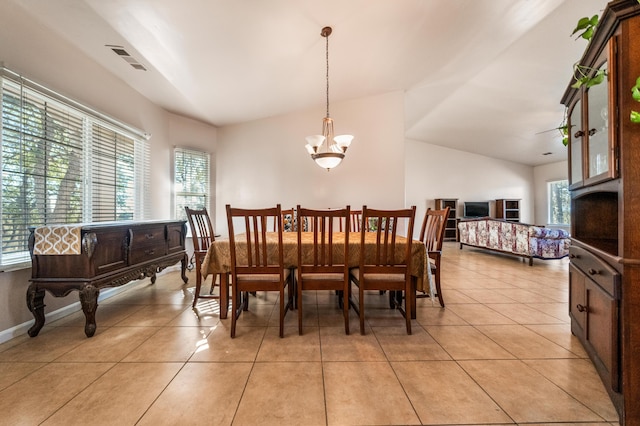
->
1, 67, 150, 270
173, 146, 210, 223
547, 179, 570, 226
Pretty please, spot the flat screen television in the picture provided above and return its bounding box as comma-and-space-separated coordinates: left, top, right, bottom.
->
464, 201, 490, 218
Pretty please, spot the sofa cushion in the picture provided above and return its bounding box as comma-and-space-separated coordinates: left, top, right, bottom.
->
529, 226, 570, 239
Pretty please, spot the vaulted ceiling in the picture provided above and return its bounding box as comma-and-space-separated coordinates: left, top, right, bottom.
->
11, 0, 608, 166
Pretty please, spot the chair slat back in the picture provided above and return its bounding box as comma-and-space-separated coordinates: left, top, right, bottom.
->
226, 204, 284, 275
339, 209, 362, 232
297, 205, 349, 272
360, 206, 416, 273
419, 207, 450, 252
185, 207, 215, 253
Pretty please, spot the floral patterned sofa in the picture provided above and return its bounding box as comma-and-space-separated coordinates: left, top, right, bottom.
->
457, 218, 570, 265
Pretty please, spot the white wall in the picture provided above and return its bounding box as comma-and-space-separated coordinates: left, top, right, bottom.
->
0, 1, 217, 340
533, 160, 569, 231
405, 140, 535, 238
215, 91, 406, 236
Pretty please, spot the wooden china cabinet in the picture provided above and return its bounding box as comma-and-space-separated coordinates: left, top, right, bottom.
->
561, 1, 640, 423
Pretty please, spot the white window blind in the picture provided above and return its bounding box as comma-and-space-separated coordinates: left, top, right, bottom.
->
174, 147, 210, 221
0, 68, 150, 268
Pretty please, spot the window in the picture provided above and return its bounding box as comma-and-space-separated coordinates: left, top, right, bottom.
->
1, 67, 150, 268
548, 179, 570, 225
174, 147, 210, 221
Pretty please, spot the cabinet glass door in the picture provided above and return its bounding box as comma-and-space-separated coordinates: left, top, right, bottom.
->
586, 61, 609, 179
569, 99, 583, 187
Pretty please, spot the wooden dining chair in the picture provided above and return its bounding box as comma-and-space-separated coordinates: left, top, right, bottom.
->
296, 205, 351, 335
185, 207, 225, 309
226, 204, 293, 338
339, 209, 362, 232
273, 208, 295, 232
349, 206, 416, 335
417, 207, 450, 307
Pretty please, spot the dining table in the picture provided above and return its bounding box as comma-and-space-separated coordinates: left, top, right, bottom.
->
201, 232, 433, 319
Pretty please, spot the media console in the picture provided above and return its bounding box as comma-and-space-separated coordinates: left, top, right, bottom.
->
26, 220, 188, 337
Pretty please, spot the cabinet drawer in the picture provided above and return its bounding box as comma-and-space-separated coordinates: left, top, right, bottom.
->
569, 246, 620, 298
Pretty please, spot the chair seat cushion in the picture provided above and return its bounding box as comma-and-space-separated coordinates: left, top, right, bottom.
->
237, 269, 290, 282
301, 272, 345, 281
349, 268, 405, 283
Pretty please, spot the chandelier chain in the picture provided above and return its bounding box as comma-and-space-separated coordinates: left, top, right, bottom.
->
325, 33, 330, 118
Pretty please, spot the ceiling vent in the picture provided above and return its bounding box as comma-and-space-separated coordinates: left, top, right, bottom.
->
106, 45, 147, 71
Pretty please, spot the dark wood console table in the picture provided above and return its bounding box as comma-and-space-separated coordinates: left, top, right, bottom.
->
27, 220, 189, 337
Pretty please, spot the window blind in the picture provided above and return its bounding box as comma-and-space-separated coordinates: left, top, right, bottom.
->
0, 68, 150, 269
174, 147, 210, 221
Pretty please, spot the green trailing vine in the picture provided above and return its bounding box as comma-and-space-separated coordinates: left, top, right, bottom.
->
571, 64, 606, 89
630, 0, 640, 123
570, 14, 605, 89
559, 122, 569, 146
631, 76, 640, 123
571, 14, 599, 41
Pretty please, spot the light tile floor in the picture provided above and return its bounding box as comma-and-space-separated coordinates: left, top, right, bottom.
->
0, 243, 620, 425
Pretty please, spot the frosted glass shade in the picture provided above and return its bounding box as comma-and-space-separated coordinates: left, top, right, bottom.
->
305, 135, 325, 150
312, 152, 344, 170
334, 134, 353, 152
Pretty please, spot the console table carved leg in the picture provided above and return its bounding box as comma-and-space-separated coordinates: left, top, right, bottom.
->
79, 284, 100, 337
26, 284, 46, 337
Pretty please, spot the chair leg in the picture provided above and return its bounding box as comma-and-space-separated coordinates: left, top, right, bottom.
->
359, 285, 365, 335
192, 270, 202, 308
290, 268, 297, 310
297, 281, 303, 335
435, 272, 445, 307
405, 288, 412, 335
243, 292, 249, 311
231, 283, 239, 338
220, 273, 229, 319
411, 278, 417, 319
279, 288, 285, 338
343, 285, 349, 335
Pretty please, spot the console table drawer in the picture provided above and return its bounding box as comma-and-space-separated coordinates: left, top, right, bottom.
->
129, 225, 166, 247
128, 224, 167, 264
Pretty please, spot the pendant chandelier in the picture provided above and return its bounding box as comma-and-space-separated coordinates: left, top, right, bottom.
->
305, 26, 353, 171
